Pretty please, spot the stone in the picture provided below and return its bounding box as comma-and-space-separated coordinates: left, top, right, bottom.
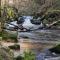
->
0, 45, 14, 60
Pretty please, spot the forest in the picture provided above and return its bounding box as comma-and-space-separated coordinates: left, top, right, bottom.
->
0, 0, 60, 60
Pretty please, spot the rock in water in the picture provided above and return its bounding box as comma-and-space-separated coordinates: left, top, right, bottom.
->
0, 45, 14, 60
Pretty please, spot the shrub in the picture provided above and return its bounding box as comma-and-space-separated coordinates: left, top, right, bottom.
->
23, 51, 35, 60
15, 51, 36, 60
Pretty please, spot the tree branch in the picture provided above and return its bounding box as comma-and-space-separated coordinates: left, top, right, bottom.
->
46, 20, 60, 28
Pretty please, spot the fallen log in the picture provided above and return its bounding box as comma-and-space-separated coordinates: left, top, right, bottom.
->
46, 19, 60, 28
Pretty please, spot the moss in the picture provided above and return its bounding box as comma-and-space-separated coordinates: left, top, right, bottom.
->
9, 44, 20, 50
0, 32, 18, 42
49, 44, 60, 54
0, 32, 2, 37
7, 34, 18, 42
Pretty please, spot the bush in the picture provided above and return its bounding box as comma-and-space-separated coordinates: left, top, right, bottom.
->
23, 51, 35, 60
15, 51, 36, 60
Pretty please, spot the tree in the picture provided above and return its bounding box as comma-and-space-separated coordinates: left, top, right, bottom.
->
0, 0, 1, 17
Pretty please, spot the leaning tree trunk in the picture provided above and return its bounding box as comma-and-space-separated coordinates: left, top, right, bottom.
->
46, 20, 60, 28
1, 6, 7, 33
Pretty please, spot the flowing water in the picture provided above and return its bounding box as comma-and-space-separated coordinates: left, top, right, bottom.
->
4, 16, 60, 59
18, 29, 60, 55
18, 29, 60, 42
18, 29, 60, 60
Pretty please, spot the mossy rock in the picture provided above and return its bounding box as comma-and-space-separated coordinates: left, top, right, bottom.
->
0, 45, 14, 60
9, 44, 20, 50
49, 44, 60, 54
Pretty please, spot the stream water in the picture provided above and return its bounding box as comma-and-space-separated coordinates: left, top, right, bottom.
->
18, 29, 60, 42
5, 16, 60, 59
18, 29, 60, 60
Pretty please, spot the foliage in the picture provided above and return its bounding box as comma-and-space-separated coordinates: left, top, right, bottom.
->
0, 32, 2, 37
23, 51, 35, 60
15, 56, 23, 60
15, 51, 36, 60
6, 7, 18, 20
53, 0, 60, 10
2, 6, 18, 21
7, 7, 15, 19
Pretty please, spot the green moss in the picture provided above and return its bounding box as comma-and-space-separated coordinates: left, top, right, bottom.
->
0, 32, 2, 37
49, 44, 60, 54
9, 44, 20, 50
0, 32, 18, 42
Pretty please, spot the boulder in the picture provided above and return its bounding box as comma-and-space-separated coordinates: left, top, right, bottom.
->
0, 45, 14, 60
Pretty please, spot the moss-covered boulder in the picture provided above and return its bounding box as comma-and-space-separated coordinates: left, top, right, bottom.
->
49, 44, 60, 54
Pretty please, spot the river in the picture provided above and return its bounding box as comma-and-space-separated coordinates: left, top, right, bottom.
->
18, 29, 60, 42
17, 29, 60, 57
